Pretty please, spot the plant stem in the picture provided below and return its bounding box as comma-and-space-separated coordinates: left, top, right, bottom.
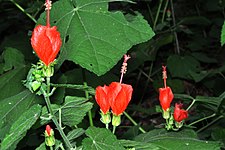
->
186, 99, 196, 111
50, 146, 53, 150
188, 113, 216, 126
10, 0, 37, 23
84, 82, 94, 127
170, 0, 180, 54
161, 0, 169, 23
124, 111, 146, 133
43, 77, 73, 149
113, 126, 116, 134
153, 0, 163, 30
197, 115, 224, 133
82, 69, 94, 127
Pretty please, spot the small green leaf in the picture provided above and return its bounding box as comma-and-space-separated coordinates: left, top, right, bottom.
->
221, 21, 225, 46
82, 127, 125, 150
135, 129, 221, 150
2, 47, 25, 71
61, 96, 93, 126
1, 104, 42, 150
38, 0, 155, 76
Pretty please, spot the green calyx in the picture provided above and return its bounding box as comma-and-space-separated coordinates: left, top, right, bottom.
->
100, 111, 111, 125
162, 109, 170, 119
112, 114, 121, 127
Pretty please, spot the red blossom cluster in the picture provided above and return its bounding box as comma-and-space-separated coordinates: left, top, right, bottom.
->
95, 82, 133, 116
158, 66, 188, 125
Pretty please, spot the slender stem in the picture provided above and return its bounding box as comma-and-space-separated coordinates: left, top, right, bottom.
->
82, 70, 93, 127
188, 113, 216, 126
161, 0, 169, 23
43, 77, 73, 149
186, 99, 196, 111
10, 0, 37, 23
106, 123, 109, 129
113, 126, 116, 134
50, 146, 53, 150
197, 115, 224, 133
51, 83, 95, 95
59, 108, 62, 128
123, 111, 146, 133
170, 0, 180, 54
153, 0, 163, 30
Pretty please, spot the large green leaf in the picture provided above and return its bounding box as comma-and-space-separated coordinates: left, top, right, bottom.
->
135, 129, 221, 150
0, 66, 28, 100
120, 139, 159, 150
82, 127, 125, 150
38, 0, 155, 76
0, 90, 40, 140
1, 104, 42, 150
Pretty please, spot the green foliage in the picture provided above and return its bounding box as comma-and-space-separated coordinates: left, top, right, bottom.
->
38, 0, 155, 76
1, 104, 42, 150
135, 129, 221, 150
0, 90, 40, 140
82, 127, 125, 150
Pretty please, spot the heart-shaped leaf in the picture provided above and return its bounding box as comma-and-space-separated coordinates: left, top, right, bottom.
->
38, 0, 155, 75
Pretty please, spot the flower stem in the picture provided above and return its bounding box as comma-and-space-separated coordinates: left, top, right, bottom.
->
186, 99, 196, 111
188, 113, 216, 126
197, 115, 224, 133
84, 82, 94, 127
113, 126, 116, 134
123, 111, 146, 133
43, 77, 73, 149
50, 146, 53, 150
9, 0, 37, 23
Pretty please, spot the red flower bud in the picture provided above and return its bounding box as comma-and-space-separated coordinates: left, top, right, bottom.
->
31, 25, 62, 66
45, 125, 52, 136
173, 103, 188, 123
108, 82, 133, 116
159, 86, 174, 111
95, 85, 110, 114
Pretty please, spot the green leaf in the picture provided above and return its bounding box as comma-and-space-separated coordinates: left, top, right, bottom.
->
135, 129, 221, 150
120, 139, 159, 150
40, 96, 93, 126
61, 96, 93, 126
167, 54, 200, 79
67, 128, 85, 141
82, 127, 125, 150
38, 0, 155, 76
195, 96, 223, 112
0, 66, 29, 100
1, 104, 42, 150
0, 90, 40, 140
2, 47, 25, 72
221, 21, 225, 46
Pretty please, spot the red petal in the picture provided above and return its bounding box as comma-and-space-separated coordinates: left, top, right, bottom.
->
95, 85, 110, 114
46, 125, 52, 136
31, 25, 62, 66
173, 103, 188, 122
159, 87, 174, 111
109, 82, 133, 115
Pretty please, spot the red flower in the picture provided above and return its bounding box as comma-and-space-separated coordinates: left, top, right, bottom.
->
45, 125, 52, 136
95, 85, 110, 114
108, 82, 133, 116
173, 103, 188, 123
31, 25, 62, 66
159, 87, 174, 111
